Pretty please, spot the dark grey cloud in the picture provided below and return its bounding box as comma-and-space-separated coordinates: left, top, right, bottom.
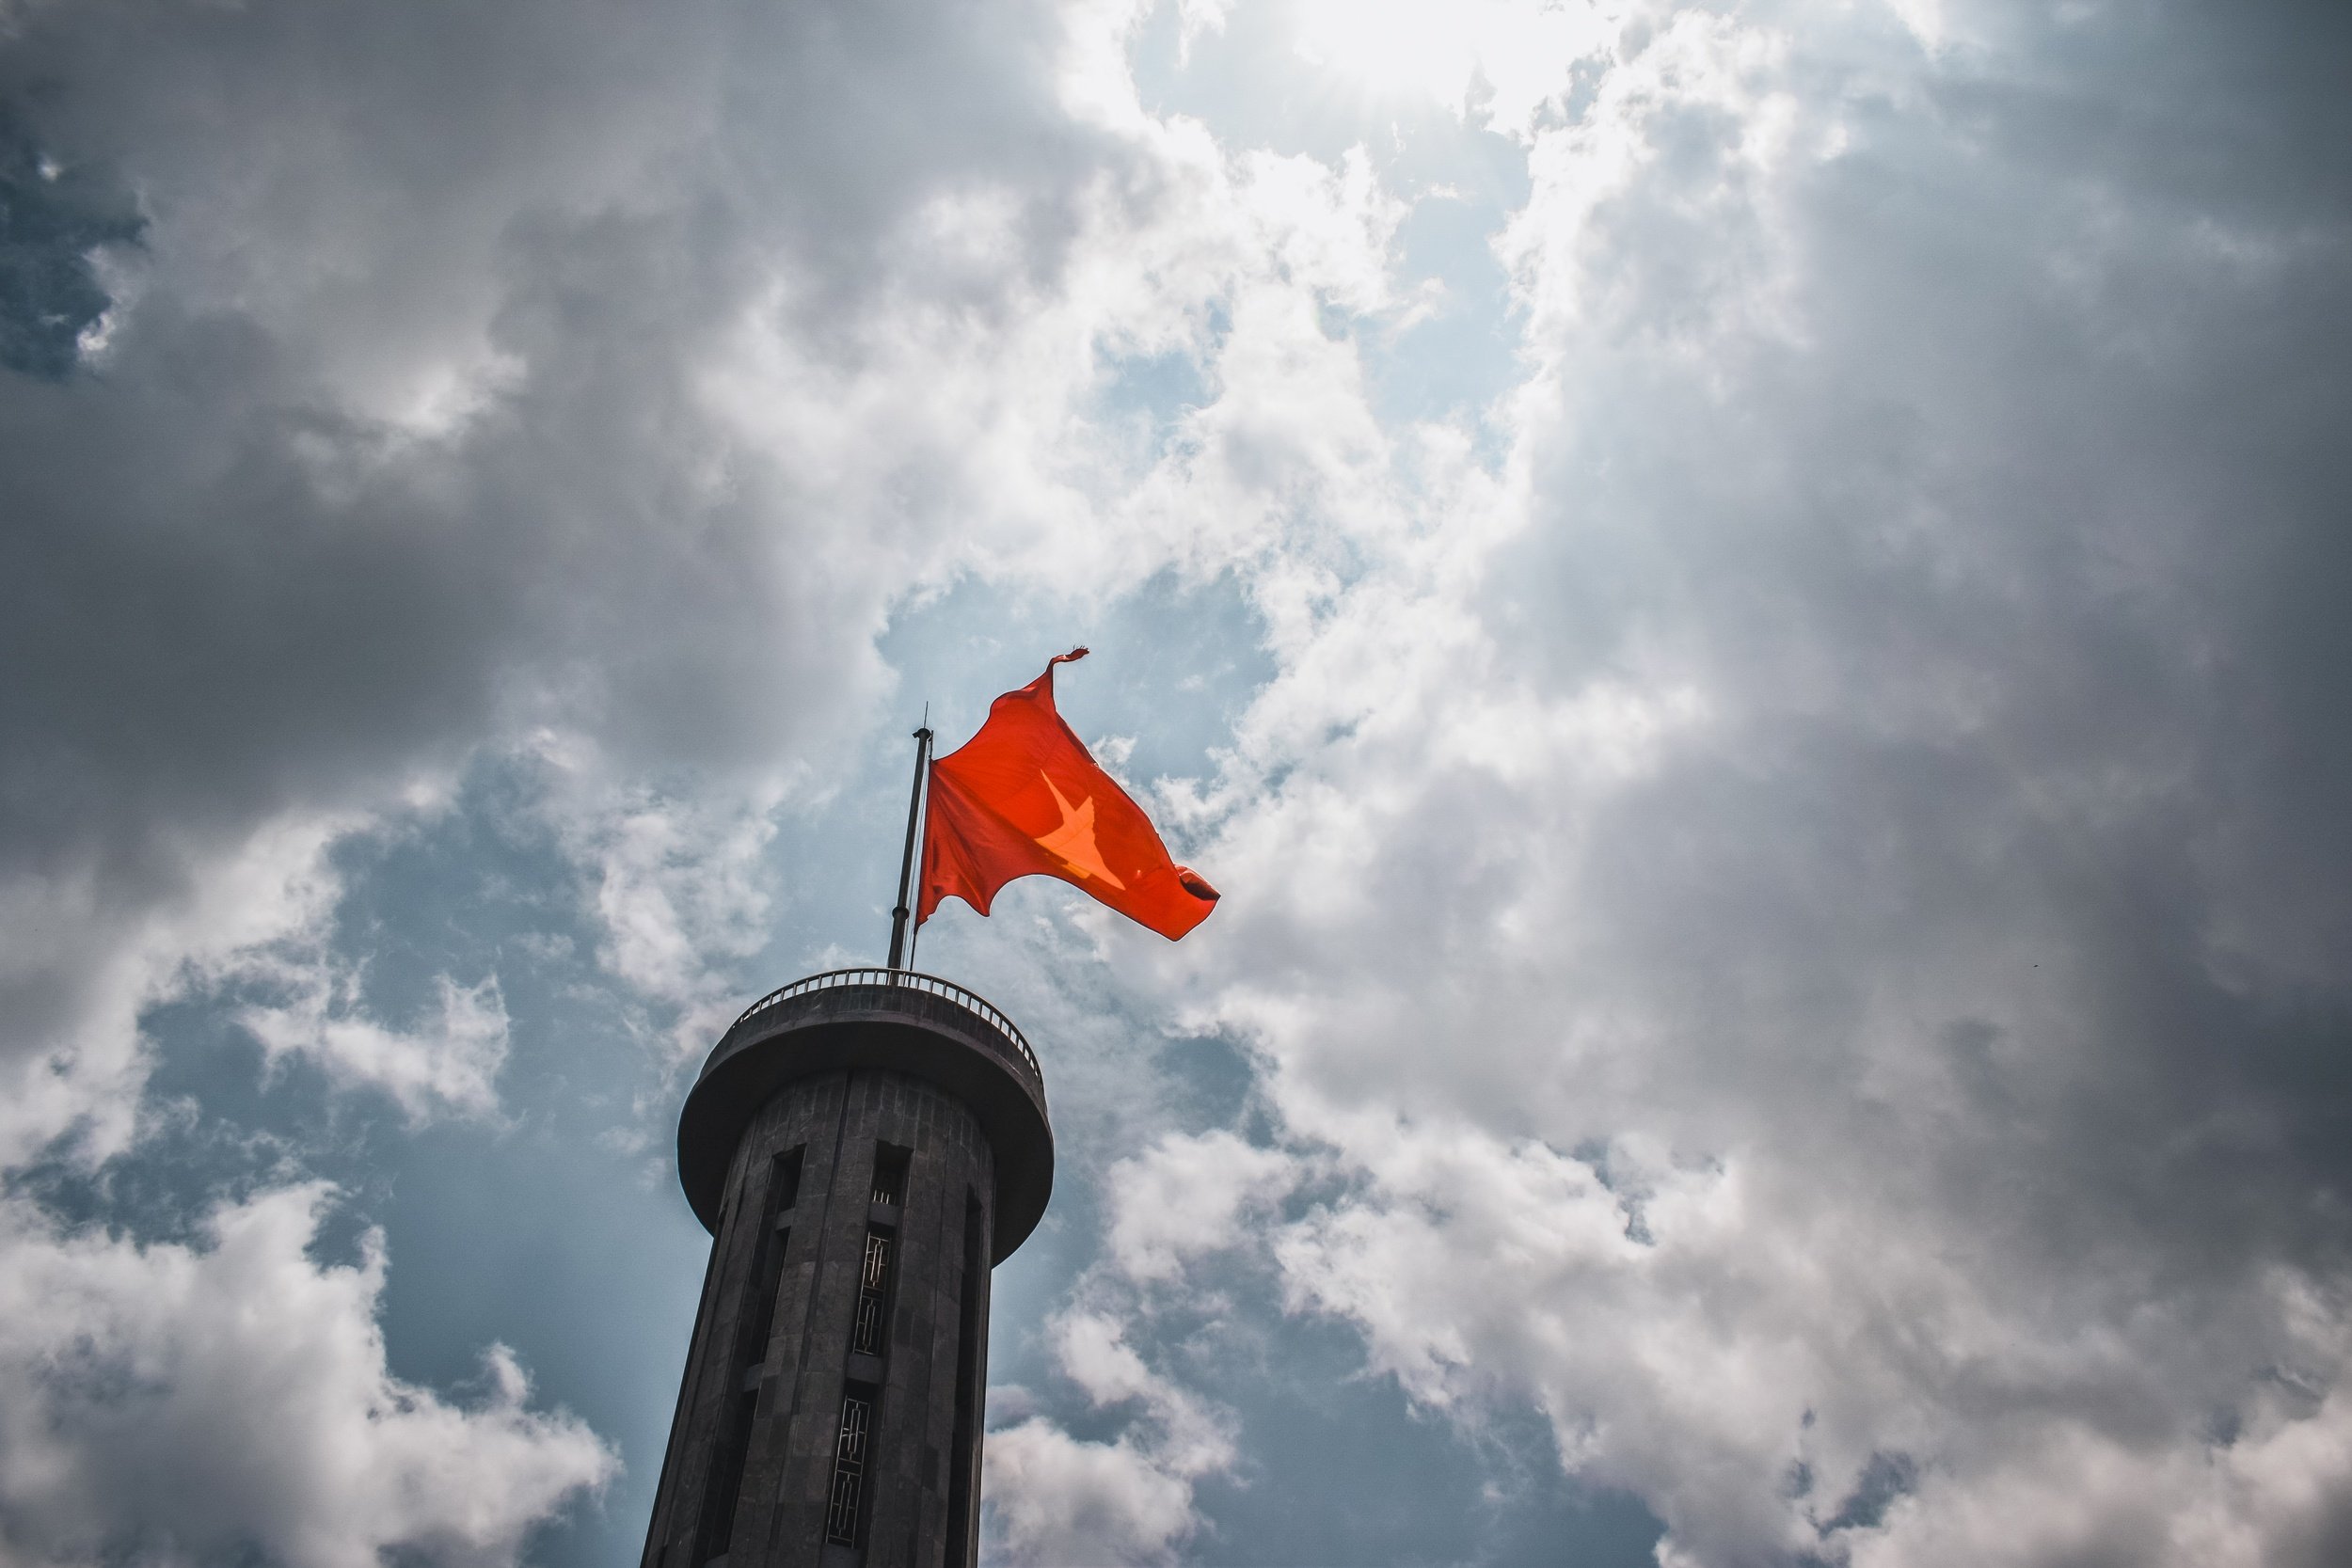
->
0, 0, 1103, 811
0, 0, 1135, 1118
1124, 3, 2352, 1563
0, 1, 1189, 1560
1494, 0, 2352, 1242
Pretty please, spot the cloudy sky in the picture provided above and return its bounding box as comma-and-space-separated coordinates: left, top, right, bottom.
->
5, 1, 2350, 1564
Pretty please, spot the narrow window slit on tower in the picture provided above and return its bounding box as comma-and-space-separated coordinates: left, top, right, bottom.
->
942, 1189, 985, 1568
772, 1147, 804, 1213
825, 1383, 878, 1547
851, 1227, 893, 1356
738, 1148, 803, 1373
870, 1143, 910, 1207
691, 1147, 803, 1568
695, 1388, 757, 1567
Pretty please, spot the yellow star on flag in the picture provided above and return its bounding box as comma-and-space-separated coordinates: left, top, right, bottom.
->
1032, 773, 1126, 889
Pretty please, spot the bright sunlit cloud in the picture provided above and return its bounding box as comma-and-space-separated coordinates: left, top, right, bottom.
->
1292, 0, 1482, 103
1289, 0, 1613, 123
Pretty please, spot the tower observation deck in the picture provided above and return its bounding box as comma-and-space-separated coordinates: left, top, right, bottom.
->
640, 970, 1054, 1568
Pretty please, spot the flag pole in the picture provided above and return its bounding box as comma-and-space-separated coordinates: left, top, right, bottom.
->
886, 715, 933, 973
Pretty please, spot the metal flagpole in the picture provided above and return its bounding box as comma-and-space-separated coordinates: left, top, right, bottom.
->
904, 705, 931, 974
886, 712, 932, 972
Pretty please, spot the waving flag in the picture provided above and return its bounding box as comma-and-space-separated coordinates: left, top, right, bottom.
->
917, 650, 1218, 941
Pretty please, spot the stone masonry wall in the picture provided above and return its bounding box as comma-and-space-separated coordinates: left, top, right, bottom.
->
641, 1069, 998, 1568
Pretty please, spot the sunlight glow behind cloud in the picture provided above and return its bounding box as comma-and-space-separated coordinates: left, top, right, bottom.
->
1290, 0, 1614, 124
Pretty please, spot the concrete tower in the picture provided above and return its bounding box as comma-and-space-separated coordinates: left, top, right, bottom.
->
640, 969, 1053, 1568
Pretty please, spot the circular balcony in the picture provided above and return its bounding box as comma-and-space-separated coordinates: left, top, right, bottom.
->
676, 969, 1054, 1262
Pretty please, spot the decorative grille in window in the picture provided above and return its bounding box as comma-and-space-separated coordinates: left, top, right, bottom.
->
824, 1390, 873, 1546
851, 1229, 892, 1355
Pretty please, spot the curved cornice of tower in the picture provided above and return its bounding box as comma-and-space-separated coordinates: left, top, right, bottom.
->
677, 970, 1055, 1263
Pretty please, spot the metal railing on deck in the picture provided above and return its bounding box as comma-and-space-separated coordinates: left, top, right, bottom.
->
729, 968, 1040, 1080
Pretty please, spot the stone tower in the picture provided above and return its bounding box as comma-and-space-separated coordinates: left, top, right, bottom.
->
640, 969, 1053, 1568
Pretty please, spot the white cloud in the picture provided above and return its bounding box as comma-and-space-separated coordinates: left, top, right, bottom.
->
0, 1183, 614, 1568
1289, 0, 1614, 123
983, 1310, 1237, 1566
1842, 1352, 2352, 1566
969, 1117, 1312, 1565
1105, 1130, 1295, 1284
238, 970, 511, 1125
978, 1128, 1307, 1564
1093, 3, 2352, 1563
983, 1418, 1200, 1567
6, 0, 2350, 1563
0, 0, 1448, 1553
525, 732, 787, 1061
0, 810, 361, 1169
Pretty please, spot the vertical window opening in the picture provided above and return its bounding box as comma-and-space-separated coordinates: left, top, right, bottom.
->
870, 1144, 909, 1207
825, 1382, 879, 1547
942, 1190, 984, 1568
736, 1148, 803, 1373
739, 1227, 788, 1371
850, 1227, 893, 1356
691, 1147, 803, 1568
695, 1388, 757, 1565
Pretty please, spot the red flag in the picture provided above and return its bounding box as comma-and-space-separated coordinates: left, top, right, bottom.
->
918, 649, 1218, 941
